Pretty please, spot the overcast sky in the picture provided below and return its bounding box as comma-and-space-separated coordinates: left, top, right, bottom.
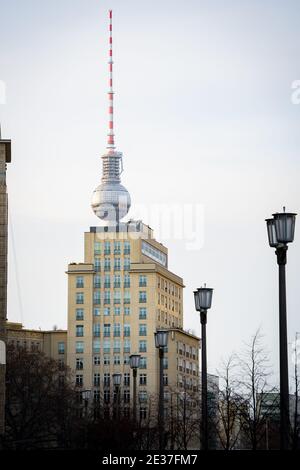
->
1, 0, 300, 382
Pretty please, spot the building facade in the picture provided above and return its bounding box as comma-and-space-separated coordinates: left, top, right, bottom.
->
66, 221, 200, 418
0, 133, 11, 435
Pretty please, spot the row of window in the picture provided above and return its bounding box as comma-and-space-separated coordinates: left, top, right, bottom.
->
177, 358, 198, 374
75, 291, 147, 305
75, 307, 147, 320
157, 276, 180, 298
76, 274, 147, 289
177, 342, 198, 359
93, 240, 131, 255
94, 257, 130, 272
75, 323, 147, 338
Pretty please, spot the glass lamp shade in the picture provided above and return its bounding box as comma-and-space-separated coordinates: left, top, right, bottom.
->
112, 373, 122, 386
273, 211, 296, 244
194, 287, 213, 311
266, 218, 278, 248
154, 329, 169, 348
129, 354, 141, 369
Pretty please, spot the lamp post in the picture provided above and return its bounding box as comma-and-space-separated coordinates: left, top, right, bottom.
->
130, 354, 141, 424
154, 329, 169, 451
194, 285, 213, 451
113, 373, 122, 421
266, 207, 296, 450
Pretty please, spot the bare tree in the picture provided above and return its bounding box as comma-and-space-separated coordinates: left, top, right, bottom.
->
216, 355, 242, 450
4, 344, 79, 449
237, 330, 278, 450
291, 332, 300, 450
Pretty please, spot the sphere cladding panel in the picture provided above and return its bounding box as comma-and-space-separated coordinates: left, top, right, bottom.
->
91, 183, 131, 221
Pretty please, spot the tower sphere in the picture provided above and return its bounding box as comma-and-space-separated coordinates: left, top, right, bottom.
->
91, 181, 131, 222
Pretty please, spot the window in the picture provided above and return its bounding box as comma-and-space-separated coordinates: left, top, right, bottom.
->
124, 307, 130, 316
94, 356, 100, 365
114, 307, 121, 316
124, 355, 130, 365
113, 323, 121, 337
58, 359, 64, 370
76, 308, 84, 320
94, 241, 101, 255
104, 324, 111, 337
163, 374, 168, 386
124, 339, 131, 353
104, 241, 111, 255
141, 240, 167, 267
104, 274, 111, 288
124, 274, 130, 288
140, 374, 147, 386
124, 373, 130, 386
94, 258, 101, 272
76, 276, 84, 288
76, 325, 84, 337
139, 391, 148, 402
124, 324, 131, 337
94, 373, 101, 386
76, 292, 84, 304
139, 291, 147, 303
114, 290, 121, 304
104, 390, 110, 403
113, 339, 121, 353
124, 291, 130, 304
76, 374, 83, 387
93, 340, 100, 353
76, 341, 84, 354
94, 291, 101, 305
93, 323, 100, 337
94, 389, 101, 402
76, 358, 83, 370
114, 258, 121, 271
104, 307, 110, 316
114, 274, 121, 288
124, 389, 130, 403
103, 339, 110, 353
58, 342, 65, 354
140, 357, 147, 369
139, 308, 147, 320
104, 291, 111, 305
104, 355, 110, 365
139, 340, 147, 353
139, 275, 147, 287
94, 307, 100, 317
114, 355, 121, 365
124, 240, 130, 254
104, 373, 110, 387
114, 241, 121, 254
163, 357, 168, 369
124, 257, 130, 270
104, 258, 111, 271
139, 324, 147, 336
94, 275, 101, 288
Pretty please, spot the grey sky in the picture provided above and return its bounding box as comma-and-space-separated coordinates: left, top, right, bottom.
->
1, 0, 300, 380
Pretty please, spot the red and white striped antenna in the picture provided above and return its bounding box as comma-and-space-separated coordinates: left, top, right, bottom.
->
107, 9, 115, 151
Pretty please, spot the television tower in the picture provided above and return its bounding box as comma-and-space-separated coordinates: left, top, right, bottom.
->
91, 10, 131, 224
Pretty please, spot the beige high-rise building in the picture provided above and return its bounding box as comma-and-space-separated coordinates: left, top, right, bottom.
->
66, 222, 200, 417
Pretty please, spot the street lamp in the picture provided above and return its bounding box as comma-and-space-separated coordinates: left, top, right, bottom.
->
113, 373, 122, 421
130, 354, 141, 424
266, 207, 296, 450
154, 329, 169, 451
194, 285, 213, 451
